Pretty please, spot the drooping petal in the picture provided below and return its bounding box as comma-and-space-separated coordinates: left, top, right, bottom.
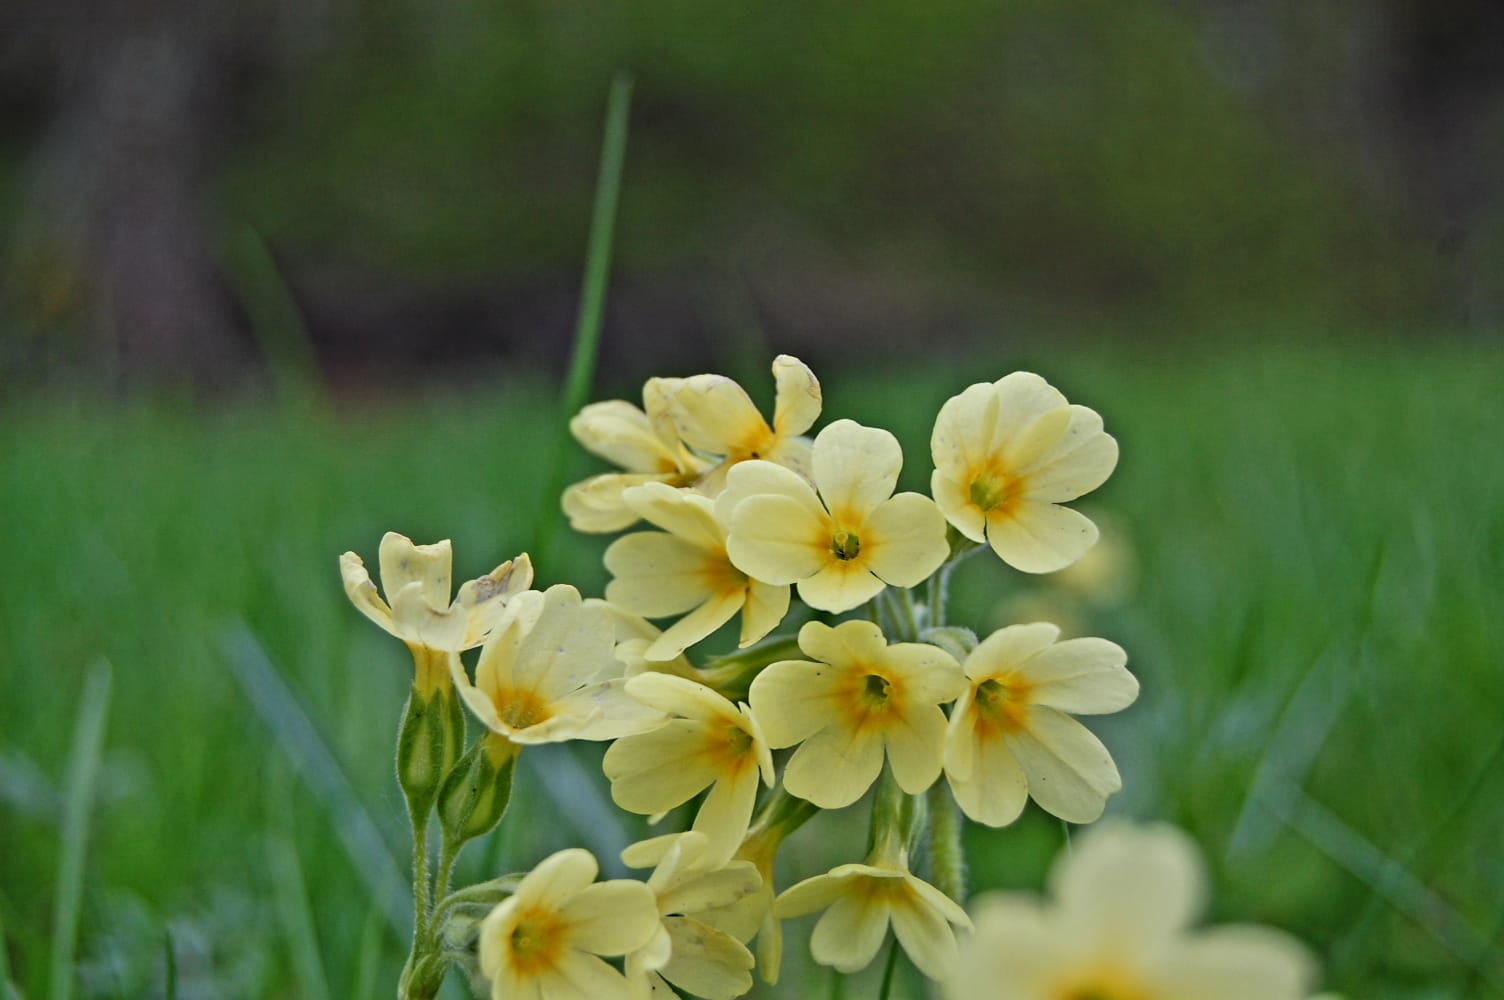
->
339, 552, 397, 636
1008, 707, 1122, 823
771, 355, 821, 437
692, 762, 763, 867
985, 501, 1100, 574
772, 871, 850, 919
860, 492, 950, 587
889, 882, 962, 980
811, 420, 902, 521
738, 579, 789, 647
809, 884, 892, 973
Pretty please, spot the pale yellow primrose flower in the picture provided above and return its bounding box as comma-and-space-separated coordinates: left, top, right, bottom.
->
748, 620, 965, 809
654, 354, 821, 494
452, 584, 662, 744
478, 847, 660, 1000
931, 372, 1118, 573
622, 831, 761, 1000
564, 381, 709, 533
723, 419, 950, 614
604, 482, 789, 661
604, 673, 775, 867
944, 622, 1137, 826
944, 823, 1317, 1000
340, 532, 531, 694
774, 838, 971, 981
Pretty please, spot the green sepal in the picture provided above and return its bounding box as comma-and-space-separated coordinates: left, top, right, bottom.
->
919, 625, 978, 662
396, 682, 464, 820
437, 733, 517, 846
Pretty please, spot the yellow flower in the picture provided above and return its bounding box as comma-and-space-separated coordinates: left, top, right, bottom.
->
604, 673, 775, 867
339, 532, 531, 694
654, 354, 821, 494
622, 831, 761, 1000
944, 622, 1137, 826
931, 372, 1118, 573
774, 837, 971, 980
478, 847, 660, 1000
564, 381, 709, 533
604, 482, 789, 661
748, 620, 964, 808
452, 585, 662, 744
944, 823, 1318, 1000
723, 419, 950, 613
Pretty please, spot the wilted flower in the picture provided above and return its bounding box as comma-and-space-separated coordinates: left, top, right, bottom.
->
945, 823, 1318, 1000
931, 372, 1117, 573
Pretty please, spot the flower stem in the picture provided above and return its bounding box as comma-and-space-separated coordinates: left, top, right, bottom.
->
927, 783, 967, 905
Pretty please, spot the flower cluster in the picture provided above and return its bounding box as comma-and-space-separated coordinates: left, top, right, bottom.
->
339, 356, 1326, 1000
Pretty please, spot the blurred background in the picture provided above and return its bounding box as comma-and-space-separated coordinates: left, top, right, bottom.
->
2, 2, 1502, 998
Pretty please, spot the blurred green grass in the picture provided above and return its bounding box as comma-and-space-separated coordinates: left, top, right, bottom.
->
2, 343, 1502, 997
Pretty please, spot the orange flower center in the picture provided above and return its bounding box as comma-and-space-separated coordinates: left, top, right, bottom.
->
830, 527, 863, 561
1052, 965, 1153, 1000
507, 906, 565, 977
706, 716, 755, 772
974, 675, 1031, 734
969, 468, 1022, 516
495, 687, 552, 731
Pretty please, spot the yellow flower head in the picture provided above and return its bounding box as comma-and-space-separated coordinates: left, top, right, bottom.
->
452, 584, 663, 745
748, 620, 965, 809
478, 847, 660, 1000
931, 372, 1118, 573
944, 623, 1137, 826
945, 823, 1318, 1000
654, 354, 821, 494
564, 380, 710, 534
723, 419, 950, 614
340, 532, 532, 694
604, 673, 776, 867
621, 831, 762, 1000
775, 839, 972, 981
604, 482, 790, 661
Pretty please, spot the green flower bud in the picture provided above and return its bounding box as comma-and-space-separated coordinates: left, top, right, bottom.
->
438, 732, 518, 845
395, 655, 465, 820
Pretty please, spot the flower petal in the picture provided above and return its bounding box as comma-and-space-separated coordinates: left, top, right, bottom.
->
888, 882, 961, 980
727, 494, 830, 584
985, 501, 1099, 574
930, 469, 986, 542
643, 588, 745, 661
560, 880, 661, 955
946, 721, 1029, 827
965, 623, 1061, 682
738, 579, 789, 647
1009, 707, 1122, 823
1050, 822, 1205, 954
1019, 404, 1118, 502
795, 560, 885, 614
771, 355, 821, 437
1153, 925, 1316, 1000
783, 723, 884, 808
860, 492, 950, 587
377, 532, 452, 609
883, 703, 949, 795
605, 721, 721, 813
747, 657, 843, 748
809, 887, 890, 973
663, 374, 769, 456
622, 483, 725, 550
339, 551, 397, 636
1015, 637, 1138, 715
812, 420, 902, 520
606, 533, 722, 618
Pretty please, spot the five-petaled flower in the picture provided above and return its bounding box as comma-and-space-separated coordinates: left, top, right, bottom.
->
605, 673, 776, 866
944, 622, 1138, 826
944, 823, 1317, 1000
478, 847, 661, 1000
931, 372, 1118, 573
604, 482, 789, 661
722, 419, 950, 613
748, 620, 964, 808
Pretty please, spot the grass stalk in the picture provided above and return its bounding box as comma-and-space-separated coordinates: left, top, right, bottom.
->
47, 658, 112, 1000
534, 72, 635, 565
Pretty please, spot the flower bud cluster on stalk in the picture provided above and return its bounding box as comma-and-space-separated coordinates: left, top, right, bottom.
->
339, 356, 1326, 1000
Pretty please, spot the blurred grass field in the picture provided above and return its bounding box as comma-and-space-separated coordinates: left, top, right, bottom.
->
2, 342, 1502, 998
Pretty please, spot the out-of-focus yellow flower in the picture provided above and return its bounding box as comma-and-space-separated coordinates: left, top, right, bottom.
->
945, 823, 1318, 1000
621, 831, 761, 1000
604, 482, 789, 661
774, 835, 971, 981
748, 620, 964, 808
478, 847, 660, 1000
452, 585, 662, 744
654, 354, 821, 494
944, 623, 1136, 826
340, 532, 531, 694
931, 372, 1117, 574
564, 381, 709, 534
723, 419, 949, 613
604, 673, 775, 867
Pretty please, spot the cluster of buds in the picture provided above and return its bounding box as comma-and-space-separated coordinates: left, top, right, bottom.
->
340, 357, 1321, 1000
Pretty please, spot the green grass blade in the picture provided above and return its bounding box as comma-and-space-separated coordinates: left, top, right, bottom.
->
223, 226, 326, 407
218, 622, 410, 938
267, 830, 331, 1000
1, 911, 23, 1000
349, 905, 386, 1000
48, 658, 112, 1000
161, 928, 175, 1000
534, 72, 635, 565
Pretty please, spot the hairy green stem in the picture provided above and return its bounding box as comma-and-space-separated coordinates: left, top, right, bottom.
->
928, 783, 967, 905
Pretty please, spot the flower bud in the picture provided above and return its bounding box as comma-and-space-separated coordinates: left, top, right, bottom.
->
395, 654, 466, 819
438, 732, 518, 845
